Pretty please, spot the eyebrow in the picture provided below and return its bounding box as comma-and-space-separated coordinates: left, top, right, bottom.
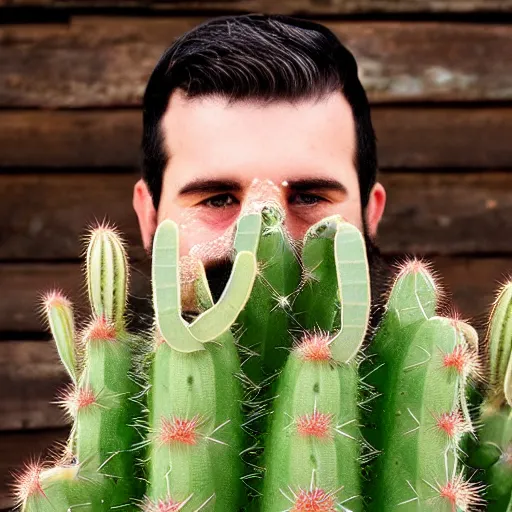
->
177, 177, 348, 196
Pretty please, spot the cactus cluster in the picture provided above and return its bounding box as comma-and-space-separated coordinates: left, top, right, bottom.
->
12, 204, 512, 511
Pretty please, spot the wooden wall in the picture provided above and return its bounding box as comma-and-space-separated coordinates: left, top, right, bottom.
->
1, 1, 512, 508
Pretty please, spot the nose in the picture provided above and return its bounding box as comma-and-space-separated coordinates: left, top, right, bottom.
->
240, 178, 286, 216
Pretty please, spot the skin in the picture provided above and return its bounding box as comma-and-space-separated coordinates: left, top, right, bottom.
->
133, 89, 387, 300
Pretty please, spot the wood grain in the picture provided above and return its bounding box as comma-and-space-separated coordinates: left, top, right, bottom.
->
2, 107, 512, 169
1, 18, 512, 107
5, 0, 512, 13
0, 171, 511, 262
0, 341, 70, 431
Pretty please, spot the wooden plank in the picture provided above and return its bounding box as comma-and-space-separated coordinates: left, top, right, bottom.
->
0, 171, 511, 261
0, 111, 141, 168
379, 172, 512, 254
0, 261, 153, 332
2, 107, 512, 169
0, 256, 509, 433
0, 172, 146, 261
0, 428, 69, 509
0, 341, 70, 431
6, 0, 512, 13
1, 18, 512, 107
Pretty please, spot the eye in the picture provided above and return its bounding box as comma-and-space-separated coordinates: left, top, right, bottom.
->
200, 193, 239, 208
290, 193, 325, 206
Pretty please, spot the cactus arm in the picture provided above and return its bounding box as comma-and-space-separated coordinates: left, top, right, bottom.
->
189, 251, 257, 341
86, 226, 128, 330
233, 212, 262, 254
152, 219, 206, 353
329, 221, 371, 364
292, 215, 342, 331
44, 296, 77, 384
386, 261, 437, 326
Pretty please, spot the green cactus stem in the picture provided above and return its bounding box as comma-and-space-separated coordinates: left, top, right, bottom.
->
469, 281, 512, 511
261, 218, 370, 512
146, 217, 257, 511
363, 261, 482, 511
18, 224, 143, 511
42, 291, 78, 384
14, 462, 108, 512
86, 223, 129, 331
233, 204, 301, 383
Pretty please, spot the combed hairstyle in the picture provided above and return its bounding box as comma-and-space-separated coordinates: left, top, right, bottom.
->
141, 13, 377, 211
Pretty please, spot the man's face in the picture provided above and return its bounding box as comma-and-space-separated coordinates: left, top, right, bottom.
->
134, 89, 386, 302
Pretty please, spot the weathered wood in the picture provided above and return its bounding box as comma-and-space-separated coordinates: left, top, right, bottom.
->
0, 172, 146, 261
5, 0, 512, 13
0, 256, 509, 434
0, 428, 69, 509
0, 171, 511, 262
0, 111, 141, 168
1, 18, 511, 107
0, 341, 70, 431
379, 172, 512, 254
2, 107, 512, 169
0, 261, 152, 332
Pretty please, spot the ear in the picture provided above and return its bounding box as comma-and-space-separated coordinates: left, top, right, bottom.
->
365, 181, 386, 239
133, 178, 157, 253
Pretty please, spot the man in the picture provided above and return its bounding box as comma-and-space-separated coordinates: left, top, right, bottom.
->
132, 13, 388, 317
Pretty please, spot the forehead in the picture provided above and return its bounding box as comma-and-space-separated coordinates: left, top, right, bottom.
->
160, 89, 357, 187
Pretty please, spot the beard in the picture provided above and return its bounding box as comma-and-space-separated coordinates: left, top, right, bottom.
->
129, 217, 392, 334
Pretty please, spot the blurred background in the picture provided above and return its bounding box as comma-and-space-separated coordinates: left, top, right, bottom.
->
1, 0, 512, 508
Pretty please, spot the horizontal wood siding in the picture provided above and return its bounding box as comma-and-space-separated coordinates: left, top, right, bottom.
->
2, 19, 512, 107
4, 0, 512, 12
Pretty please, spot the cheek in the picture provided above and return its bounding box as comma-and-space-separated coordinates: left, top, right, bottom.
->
173, 207, 242, 259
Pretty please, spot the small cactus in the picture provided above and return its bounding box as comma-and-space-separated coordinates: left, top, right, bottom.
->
468, 281, 512, 511
361, 260, 483, 511
15, 223, 143, 511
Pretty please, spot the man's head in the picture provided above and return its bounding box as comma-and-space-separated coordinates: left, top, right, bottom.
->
133, 13, 387, 302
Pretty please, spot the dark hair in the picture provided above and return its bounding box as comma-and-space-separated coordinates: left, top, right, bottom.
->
141, 13, 377, 211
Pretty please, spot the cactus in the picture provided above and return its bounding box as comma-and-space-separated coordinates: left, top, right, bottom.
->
14, 224, 143, 511
468, 281, 512, 511
361, 260, 484, 511
261, 216, 370, 512
143, 216, 257, 510
13, 207, 511, 512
